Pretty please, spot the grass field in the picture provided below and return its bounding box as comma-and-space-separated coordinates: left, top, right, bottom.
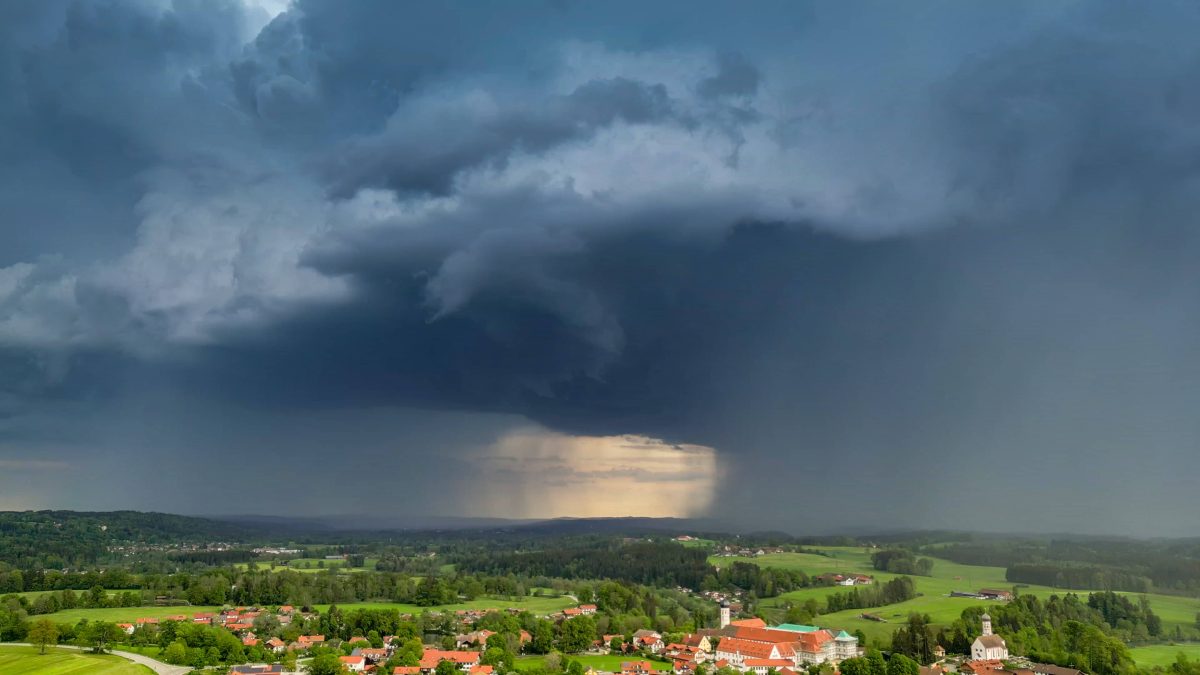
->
732, 548, 1200, 645
0, 646, 154, 674
233, 557, 379, 573
35, 605, 221, 625
515, 654, 673, 672
314, 595, 576, 616
1128, 643, 1200, 667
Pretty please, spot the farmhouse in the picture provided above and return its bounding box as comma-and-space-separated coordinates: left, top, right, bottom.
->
971, 614, 1009, 661
979, 589, 1014, 601
633, 629, 665, 653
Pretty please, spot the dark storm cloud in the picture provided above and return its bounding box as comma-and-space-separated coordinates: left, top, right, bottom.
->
3, 0, 1200, 531
697, 52, 760, 99
323, 77, 681, 198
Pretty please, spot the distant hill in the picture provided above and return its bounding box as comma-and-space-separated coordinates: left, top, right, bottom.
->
0, 510, 274, 568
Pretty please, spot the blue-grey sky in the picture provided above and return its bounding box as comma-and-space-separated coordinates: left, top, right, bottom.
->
3, 0, 1200, 534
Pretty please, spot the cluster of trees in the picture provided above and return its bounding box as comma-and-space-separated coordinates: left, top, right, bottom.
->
824, 577, 916, 613
5, 587, 144, 616
0, 567, 140, 593
1007, 563, 1152, 593
459, 541, 713, 589
890, 614, 938, 664
839, 649, 920, 675
703, 561, 813, 598
5, 567, 531, 609
1164, 655, 1200, 675
870, 550, 933, 576
929, 593, 1163, 675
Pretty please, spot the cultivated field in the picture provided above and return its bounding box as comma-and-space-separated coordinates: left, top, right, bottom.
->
0, 645, 154, 674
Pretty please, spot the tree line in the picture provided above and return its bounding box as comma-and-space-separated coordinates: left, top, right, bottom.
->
457, 541, 712, 589
824, 576, 917, 613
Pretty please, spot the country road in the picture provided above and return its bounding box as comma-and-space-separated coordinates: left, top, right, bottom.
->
1, 642, 192, 675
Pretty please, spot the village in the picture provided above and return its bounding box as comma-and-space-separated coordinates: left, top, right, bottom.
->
104, 591, 1081, 675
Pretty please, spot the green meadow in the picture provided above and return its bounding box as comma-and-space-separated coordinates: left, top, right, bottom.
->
232, 557, 379, 573
33, 605, 220, 625
729, 549, 1200, 645
1128, 643, 1200, 668
0, 645, 153, 674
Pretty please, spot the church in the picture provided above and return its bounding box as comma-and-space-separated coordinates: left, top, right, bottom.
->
971, 613, 1009, 661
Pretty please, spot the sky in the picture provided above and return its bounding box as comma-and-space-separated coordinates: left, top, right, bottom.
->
2, 0, 1200, 535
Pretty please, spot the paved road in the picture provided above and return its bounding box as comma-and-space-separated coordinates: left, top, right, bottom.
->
1, 642, 191, 675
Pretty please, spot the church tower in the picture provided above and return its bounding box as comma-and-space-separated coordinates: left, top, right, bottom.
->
719, 600, 731, 628
981, 613, 993, 636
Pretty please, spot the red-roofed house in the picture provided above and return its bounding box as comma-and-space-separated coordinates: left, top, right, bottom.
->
340, 655, 366, 672
420, 650, 482, 672
730, 618, 767, 629
622, 661, 659, 675
633, 630, 664, 654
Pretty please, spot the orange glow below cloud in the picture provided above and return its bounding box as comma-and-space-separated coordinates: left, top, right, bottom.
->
469, 429, 721, 518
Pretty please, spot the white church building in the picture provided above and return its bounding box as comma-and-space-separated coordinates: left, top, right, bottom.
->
971, 613, 1009, 661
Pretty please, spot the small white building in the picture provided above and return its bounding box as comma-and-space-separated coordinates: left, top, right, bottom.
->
971, 614, 1008, 661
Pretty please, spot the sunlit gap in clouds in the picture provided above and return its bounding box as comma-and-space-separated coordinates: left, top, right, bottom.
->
469, 429, 722, 519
